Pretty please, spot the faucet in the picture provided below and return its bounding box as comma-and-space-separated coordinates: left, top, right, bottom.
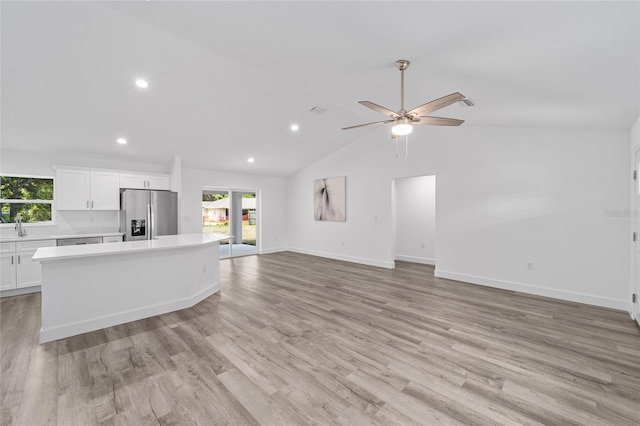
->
15, 213, 27, 237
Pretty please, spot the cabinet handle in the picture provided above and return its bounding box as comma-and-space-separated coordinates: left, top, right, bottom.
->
11, 255, 14, 265
17, 255, 21, 264
91, 200, 94, 209
86, 200, 89, 209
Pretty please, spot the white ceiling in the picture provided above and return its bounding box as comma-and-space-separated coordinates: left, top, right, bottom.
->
2, 1, 639, 177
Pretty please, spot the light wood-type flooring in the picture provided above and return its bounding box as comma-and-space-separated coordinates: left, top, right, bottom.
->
1, 252, 640, 425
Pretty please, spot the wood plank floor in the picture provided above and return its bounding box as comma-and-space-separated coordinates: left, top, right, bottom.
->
1, 252, 640, 425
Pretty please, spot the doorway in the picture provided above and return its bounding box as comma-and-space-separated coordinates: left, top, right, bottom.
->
202, 188, 258, 258
392, 175, 436, 266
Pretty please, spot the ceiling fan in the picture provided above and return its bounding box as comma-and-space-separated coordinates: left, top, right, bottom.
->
342, 60, 465, 137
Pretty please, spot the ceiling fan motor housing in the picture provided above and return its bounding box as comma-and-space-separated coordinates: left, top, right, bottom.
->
395, 60, 410, 71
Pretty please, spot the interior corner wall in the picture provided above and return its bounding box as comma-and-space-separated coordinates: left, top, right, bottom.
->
180, 167, 288, 254
285, 125, 630, 310
395, 175, 436, 265
630, 115, 640, 320
169, 156, 183, 234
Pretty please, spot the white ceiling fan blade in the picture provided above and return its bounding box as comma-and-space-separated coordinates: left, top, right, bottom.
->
359, 101, 400, 119
407, 92, 465, 117
342, 119, 394, 130
417, 116, 465, 126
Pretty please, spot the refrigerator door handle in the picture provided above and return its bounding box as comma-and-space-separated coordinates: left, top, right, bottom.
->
149, 203, 155, 240
147, 203, 152, 240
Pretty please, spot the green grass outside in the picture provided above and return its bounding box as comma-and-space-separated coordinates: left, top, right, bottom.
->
203, 221, 256, 245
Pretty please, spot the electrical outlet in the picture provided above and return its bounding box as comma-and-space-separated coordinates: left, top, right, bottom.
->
421, 243, 425, 248
527, 262, 534, 270
202, 265, 207, 274
341, 241, 345, 247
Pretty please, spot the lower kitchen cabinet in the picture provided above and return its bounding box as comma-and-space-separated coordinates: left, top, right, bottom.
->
16, 248, 41, 288
0, 240, 56, 291
102, 235, 123, 243
0, 251, 17, 290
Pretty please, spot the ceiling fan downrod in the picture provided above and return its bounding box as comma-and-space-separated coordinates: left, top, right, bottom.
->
396, 59, 410, 115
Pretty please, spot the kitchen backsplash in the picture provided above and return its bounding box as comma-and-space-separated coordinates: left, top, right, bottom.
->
0, 210, 120, 239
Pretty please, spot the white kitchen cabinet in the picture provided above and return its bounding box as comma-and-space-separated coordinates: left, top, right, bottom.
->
0, 252, 17, 291
0, 240, 55, 290
57, 169, 120, 210
102, 235, 123, 243
147, 174, 171, 190
119, 173, 171, 191
90, 171, 120, 209
56, 168, 89, 210
16, 249, 41, 288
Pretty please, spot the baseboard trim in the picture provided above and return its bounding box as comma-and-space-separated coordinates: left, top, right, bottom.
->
40, 282, 220, 344
1, 285, 41, 298
288, 247, 394, 269
395, 255, 435, 266
260, 247, 287, 255
434, 269, 628, 311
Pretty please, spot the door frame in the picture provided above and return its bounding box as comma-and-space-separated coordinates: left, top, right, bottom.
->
633, 150, 640, 325
391, 174, 437, 268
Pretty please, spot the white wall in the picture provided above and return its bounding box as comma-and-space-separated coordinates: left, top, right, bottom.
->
286, 125, 630, 310
180, 167, 288, 253
0, 149, 171, 238
394, 175, 436, 265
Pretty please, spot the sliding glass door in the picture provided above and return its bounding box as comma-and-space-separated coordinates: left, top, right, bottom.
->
202, 189, 258, 258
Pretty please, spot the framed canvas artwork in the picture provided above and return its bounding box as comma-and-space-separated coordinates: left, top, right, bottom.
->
314, 176, 346, 222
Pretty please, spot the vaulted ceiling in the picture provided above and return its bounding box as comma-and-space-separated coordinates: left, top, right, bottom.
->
2, 1, 638, 176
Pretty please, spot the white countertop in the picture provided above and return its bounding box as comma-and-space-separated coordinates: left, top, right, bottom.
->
33, 233, 231, 262
0, 232, 124, 243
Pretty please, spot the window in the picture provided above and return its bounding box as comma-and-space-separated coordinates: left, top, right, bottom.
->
0, 175, 54, 224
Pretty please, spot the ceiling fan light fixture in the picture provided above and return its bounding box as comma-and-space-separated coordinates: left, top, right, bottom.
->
391, 119, 413, 136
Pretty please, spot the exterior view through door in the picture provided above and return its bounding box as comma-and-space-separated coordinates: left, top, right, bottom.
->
202, 189, 258, 258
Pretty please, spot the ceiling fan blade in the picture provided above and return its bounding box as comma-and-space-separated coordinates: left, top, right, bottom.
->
407, 92, 465, 117
359, 101, 400, 119
342, 119, 394, 130
416, 116, 465, 126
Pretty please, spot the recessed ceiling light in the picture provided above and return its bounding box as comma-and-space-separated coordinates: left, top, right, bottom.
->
290, 124, 299, 132
135, 79, 149, 89
247, 157, 255, 163
116, 138, 127, 145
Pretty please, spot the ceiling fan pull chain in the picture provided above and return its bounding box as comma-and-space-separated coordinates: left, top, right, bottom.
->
405, 134, 409, 161
395, 138, 399, 159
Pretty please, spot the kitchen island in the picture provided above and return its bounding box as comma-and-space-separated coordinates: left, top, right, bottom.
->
33, 233, 229, 343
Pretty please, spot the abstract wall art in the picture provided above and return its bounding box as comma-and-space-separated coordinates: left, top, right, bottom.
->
313, 176, 346, 222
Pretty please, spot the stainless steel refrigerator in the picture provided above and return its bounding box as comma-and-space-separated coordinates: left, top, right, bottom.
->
119, 189, 178, 241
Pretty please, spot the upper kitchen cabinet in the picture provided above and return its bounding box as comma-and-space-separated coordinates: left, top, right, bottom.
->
119, 173, 171, 191
56, 168, 120, 210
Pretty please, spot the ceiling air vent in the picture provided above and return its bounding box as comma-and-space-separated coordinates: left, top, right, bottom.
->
459, 98, 475, 107
310, 106, 326, 115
